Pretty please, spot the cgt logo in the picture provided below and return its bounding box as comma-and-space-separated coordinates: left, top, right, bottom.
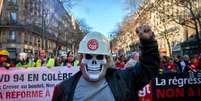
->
138, 84, 151, 97
87, 39, 99, 51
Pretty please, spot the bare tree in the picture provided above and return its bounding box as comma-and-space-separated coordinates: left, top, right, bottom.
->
77, 18, 92, 34
124, 0, 145, 14
61, 0, 82, 11
160, 21, 173, 57
154, 0, 201, 52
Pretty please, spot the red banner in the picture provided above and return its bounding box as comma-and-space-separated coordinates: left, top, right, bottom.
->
138, 83, 152, 101
139, 71, 201, 101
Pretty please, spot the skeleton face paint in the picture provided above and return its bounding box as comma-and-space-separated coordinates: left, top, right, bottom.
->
81, 54, 107, 81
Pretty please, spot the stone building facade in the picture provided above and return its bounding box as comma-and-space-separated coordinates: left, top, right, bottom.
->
112, 0, 201, 56
0, 0, 82, 58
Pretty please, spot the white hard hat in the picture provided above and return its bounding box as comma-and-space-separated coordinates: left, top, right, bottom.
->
131, 52, 139, 56
60, 51, 67, 57
78, 32, 111, 55
19, 52, 28, 60
19, 52, 27, 57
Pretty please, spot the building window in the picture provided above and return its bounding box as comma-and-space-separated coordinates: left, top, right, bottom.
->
10, 11, 17, 23
8, 31, 16, 41
29, 34, 32, 45
8, 0, 16, 4
24, 33, 28, 44
37, 38, 41, 48
12, 0, 17, 4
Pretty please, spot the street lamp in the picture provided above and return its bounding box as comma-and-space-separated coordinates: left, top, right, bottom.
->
109, 33, 113, 54
65, 31, 68, 51
41, 1, 49, 50
37, 39, 40, 55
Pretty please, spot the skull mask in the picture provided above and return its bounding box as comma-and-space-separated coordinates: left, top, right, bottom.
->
81, 54, 108, 81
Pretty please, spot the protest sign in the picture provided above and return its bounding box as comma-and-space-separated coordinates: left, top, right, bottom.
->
152, 71, 201, 101
0, 67, 79, 101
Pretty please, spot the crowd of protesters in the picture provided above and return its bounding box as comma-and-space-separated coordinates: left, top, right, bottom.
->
159, 54, 201, 73
113, 52, 201, 74
1, 49, 201, 73
0, 49, 79, 69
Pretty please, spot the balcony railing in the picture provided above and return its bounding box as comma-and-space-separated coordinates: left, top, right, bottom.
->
7, 1, 18, 11
0, 23, 68, 46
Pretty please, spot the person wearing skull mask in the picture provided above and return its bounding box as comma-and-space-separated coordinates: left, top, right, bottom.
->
52, 24, 160, 101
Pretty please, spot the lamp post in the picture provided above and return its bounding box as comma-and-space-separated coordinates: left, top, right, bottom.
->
65, 31, 68, 52
37, 39, 40, 55
109, 33, 113, 54
41, 1, 49, 50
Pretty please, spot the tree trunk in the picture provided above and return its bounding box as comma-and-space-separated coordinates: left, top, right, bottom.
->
196, 18, 201, 34
193, 20, 201, 52
197, 19, 201, 52
163, 25, 172, 57
165, 35, 172, 57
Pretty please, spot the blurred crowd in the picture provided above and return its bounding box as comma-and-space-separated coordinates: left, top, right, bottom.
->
159, 54, 201, 73
1, 49, 201, 73
0, 49, 79, 69
113, 52, 201, 73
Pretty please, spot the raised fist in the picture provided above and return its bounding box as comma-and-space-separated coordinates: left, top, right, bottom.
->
136, 24, 155, 40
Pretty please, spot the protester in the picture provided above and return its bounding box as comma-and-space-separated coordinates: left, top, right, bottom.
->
35, 56, 42, 67
16, 52, 30, 68
160, 56, 168, 73
46, 55, 55, 68
60, 53, 67, 66
167, 58, 177, 73
174, 55, 189, 73
125, 52, 139, 68
55, 56, 63, 66
38, 50, 48, 66
27, 55, 35, 67
198, 56, 201, 70
64, 51, 79, 68
0, 49, 11, 69
74, 55, 80, 66
52, 24, 160, 101
115, 56, 125, 69
189, 56, 199, 72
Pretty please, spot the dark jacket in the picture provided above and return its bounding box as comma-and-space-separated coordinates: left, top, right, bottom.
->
52, 38, 160, 101
176, 60, 190, 73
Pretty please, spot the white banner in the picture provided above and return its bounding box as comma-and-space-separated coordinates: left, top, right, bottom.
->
0, 67, 79, 101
